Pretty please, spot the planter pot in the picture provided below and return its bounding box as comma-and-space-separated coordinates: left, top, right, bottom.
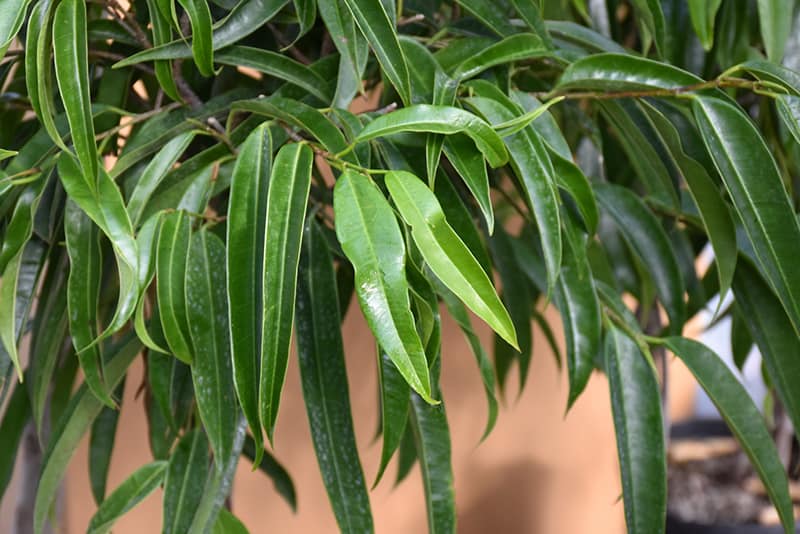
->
667, 420, 797, 533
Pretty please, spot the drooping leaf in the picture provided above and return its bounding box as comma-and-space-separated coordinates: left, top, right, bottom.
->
226, 123, 272, 462
318, 0, 369, 107
33, 335, 142, 534
386, 170, 517, 348
595, 183, 686, 333
295, 217, 374, 533
89, 383, 124, 503
64, 200, 114, 407
694, 95, 800, 335
757, 0, 793, 62
113, 0, 291, 67
373, 348, 409, 485
733, 258, 800, 445
341, 0, 411, 105
53, 0, 97, 183
333, 170, 434, 403
355, 105, 509, 168
664, 336, 795, 534
163, 429, 211, 534
0, 382, 30, 499
177, 0, 214, 76
87, 461, 168, 534
688, 0, 722, 50
605, 327, 666, 534
259, 142, 313, 440
156, 210, 194, 364
127, 132, 195, 228
215, 47, 333, 103
629, 0, 666, 54
186, 230, 237, 465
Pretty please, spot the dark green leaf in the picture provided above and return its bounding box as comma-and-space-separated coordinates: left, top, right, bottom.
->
295, 218, 374, 533
373, 348, 409, 485
87, 461, 167, 534
557, 53, 702, 92
595, 183, 686, 333
163, 429, 210, 534
177, 0, 214, 76
693, 96, 800, 335
605, 327, 665, 534
664, 336, 795, 534
186, 230, 237, 465
0, 382, 30, 499
89, 386, 123, 503
259, 142, 313, 440
453, 33, 551, 81
157, 210, 193, 364
442, 134, 493, 233
455, 0, 515, 36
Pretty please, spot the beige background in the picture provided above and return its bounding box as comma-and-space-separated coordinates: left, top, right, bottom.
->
19, 305, 693, 534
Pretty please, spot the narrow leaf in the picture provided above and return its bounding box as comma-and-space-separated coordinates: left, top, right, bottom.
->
163, 429, 210, 534
757, 0, 793, 62
177, 0, 214, 76
333, 170, 434, 403
87, 461, 167, 534
157, 210, 194, 364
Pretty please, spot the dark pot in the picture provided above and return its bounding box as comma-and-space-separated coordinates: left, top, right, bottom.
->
666, 420, 797, 533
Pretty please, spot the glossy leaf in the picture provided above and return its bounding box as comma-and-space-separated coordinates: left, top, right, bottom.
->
341, 0, 411, 105
333, 170, 434, 403
605, 327, 666, 534
387, 171, 516, 348
595, 183, 686, 333
694, 96, 800, 335
557, 53, 702, 92
442, 134, 493, 233
53, 0, 97, 182
177, 0, 214, 76
163, 429, 210, 534
453, 33, 550, 81
33, 335, 142, 534
58, 154, 140, 339
157, 210, 194, 364
259, 142, 313, 440
216, 47, 332, 103
465, 95, 562, 295
355, 105, 509, 168
186, 230, 237, 465
295, 218, 374, 532
0, 0, 31, 59
664, 336, 795, 534
226, 124, 272, 461
127, 132, 195, 227
114, 0, 291, 66
87, 461, 168, 534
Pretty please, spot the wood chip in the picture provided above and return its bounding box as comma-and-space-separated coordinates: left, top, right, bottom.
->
668, 438, 740, 464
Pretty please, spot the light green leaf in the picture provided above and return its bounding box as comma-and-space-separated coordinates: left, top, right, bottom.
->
333, 170, 434, 403
355, 105, 509, 168
693, 95, 800, 335
605, 327, 665, 534
777, 94, 800, 146
163, 429, 210, 534
216, 47, 332, 103
757, 0, 794, 62
341, 0, 411, 105
386, 171, 517, 348
53, 0, 97, 183
87, 461, 167, 534
0, 0, 31, 60
259, 142, 313, 440
595, 183, 686, 333
33, 335, 141, 534
213, 509, 250, 534
664, 336, 795, 534
295, 218, 374, 533
156, 211, 194, 364
688, 0, 722, 50
226, 124, 272, 463
186, 230, 237, 465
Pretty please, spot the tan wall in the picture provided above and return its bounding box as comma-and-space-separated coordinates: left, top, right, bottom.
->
6, 305, 694, 533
